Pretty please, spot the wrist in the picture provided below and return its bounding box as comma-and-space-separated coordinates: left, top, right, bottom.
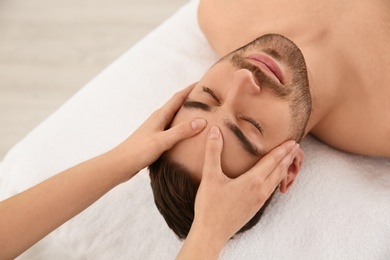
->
185, 221, 226, 256
177, 229, 222, 260
102, 148, 138, 183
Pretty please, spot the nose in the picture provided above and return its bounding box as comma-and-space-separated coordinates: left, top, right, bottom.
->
225, 68, 260, 106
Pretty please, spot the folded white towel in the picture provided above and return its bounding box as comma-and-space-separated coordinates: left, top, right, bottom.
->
1, 0, 389, 259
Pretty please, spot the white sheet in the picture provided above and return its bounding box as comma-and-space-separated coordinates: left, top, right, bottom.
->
1, 0, 390, 259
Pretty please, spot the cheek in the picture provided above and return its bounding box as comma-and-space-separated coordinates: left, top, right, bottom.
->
266, 115, 292, 148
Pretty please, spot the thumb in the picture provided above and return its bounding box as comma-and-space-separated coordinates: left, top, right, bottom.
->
202, 126, 224, 177
159, 118, 207, 150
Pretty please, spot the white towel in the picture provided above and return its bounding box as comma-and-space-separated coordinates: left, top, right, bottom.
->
1, 1, 389, 259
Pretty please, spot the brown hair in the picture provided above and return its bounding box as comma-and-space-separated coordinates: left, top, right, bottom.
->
149, 155, 276, 240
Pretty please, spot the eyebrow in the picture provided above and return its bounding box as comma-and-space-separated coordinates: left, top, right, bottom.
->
183, 100, 212, 111
225, 121, 267, 157
183, 99, 266, 157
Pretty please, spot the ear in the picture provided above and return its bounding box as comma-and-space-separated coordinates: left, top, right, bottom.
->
279, 147, 304, 193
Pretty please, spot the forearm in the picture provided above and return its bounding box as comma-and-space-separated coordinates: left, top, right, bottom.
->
0, 150, 132, 260
0, 86, 205, 259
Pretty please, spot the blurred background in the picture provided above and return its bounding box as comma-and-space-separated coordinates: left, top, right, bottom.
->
0, 0, 188, 160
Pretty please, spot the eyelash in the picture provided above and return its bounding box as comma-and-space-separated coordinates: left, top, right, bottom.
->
241, 116, 263, 134
203, 86, 221, 104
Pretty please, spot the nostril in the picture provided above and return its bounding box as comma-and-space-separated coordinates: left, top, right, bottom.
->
233, 69, 261, 95
235, 69, 261, 94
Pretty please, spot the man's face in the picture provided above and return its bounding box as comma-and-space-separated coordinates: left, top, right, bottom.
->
167, 34, 309, 179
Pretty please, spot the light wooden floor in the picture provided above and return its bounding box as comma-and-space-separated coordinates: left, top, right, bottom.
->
0, 0, 188, 160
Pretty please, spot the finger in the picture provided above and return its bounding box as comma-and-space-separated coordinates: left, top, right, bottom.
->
157, 84, 197, 125
202, 126, 224, 176
247, 140, 296, 181
263, 143, 299, 192
158, 118, 207, 150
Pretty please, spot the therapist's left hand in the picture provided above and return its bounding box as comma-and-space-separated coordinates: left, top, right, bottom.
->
112, 85, 206, 179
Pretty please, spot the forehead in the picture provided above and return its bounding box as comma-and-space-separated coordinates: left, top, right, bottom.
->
167, 97, 292, 181
167, 106, 291, 180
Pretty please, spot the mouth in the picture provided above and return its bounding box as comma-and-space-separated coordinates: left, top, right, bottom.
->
246, 54, 284, 84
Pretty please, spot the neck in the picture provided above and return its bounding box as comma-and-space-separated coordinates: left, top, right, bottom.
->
299, 42, 347, 137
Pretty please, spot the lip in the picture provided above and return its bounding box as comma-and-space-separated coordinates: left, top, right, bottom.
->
247, 53, 284, 84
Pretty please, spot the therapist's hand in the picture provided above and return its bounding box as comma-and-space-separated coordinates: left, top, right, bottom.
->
112, 85, 207, 179
177, 126, 299, 259
0, 85, 205, 260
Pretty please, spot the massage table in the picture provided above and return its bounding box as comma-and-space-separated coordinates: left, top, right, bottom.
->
1, 1, 389, 259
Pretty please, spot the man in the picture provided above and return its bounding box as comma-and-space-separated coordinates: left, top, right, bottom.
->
197, 0, 390, 158
149, 0, 390, 239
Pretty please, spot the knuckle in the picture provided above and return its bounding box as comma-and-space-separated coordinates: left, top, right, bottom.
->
175, 123, 188, 136
204, 146, 221, 167
253, 175, 265, 187
255, 190, 268, 206
150, 135, 162, 147
150, 109, 161, 118
207, 142, 221, 155
154, 132, 169, 146
258, 193, 267, 204
153, 108, 172, 126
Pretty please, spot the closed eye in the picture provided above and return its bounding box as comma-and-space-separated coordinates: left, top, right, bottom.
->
241, 116, 264, 136
182, 86, 220, 111
203, 86, 221, 105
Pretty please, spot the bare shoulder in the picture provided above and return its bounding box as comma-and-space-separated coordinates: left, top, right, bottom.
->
198, 0, 244, 56
198, 0, 390, 57
198, 0, 274, 56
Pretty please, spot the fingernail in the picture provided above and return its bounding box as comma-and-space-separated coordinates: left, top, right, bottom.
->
290, 142, 299, 152
209, 126, 220, 139
191, 118, 207, 130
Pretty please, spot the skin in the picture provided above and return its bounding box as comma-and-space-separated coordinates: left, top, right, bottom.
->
168, 39, 306, 192
5, 1, 389, 257
177, 127, 299, 259
0, 86, 205, 259
0, 86, 296, 260
180, 1, 389, 255
198, 0, 390, 158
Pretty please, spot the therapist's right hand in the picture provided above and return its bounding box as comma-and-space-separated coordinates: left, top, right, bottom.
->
177, 126, 299, 259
